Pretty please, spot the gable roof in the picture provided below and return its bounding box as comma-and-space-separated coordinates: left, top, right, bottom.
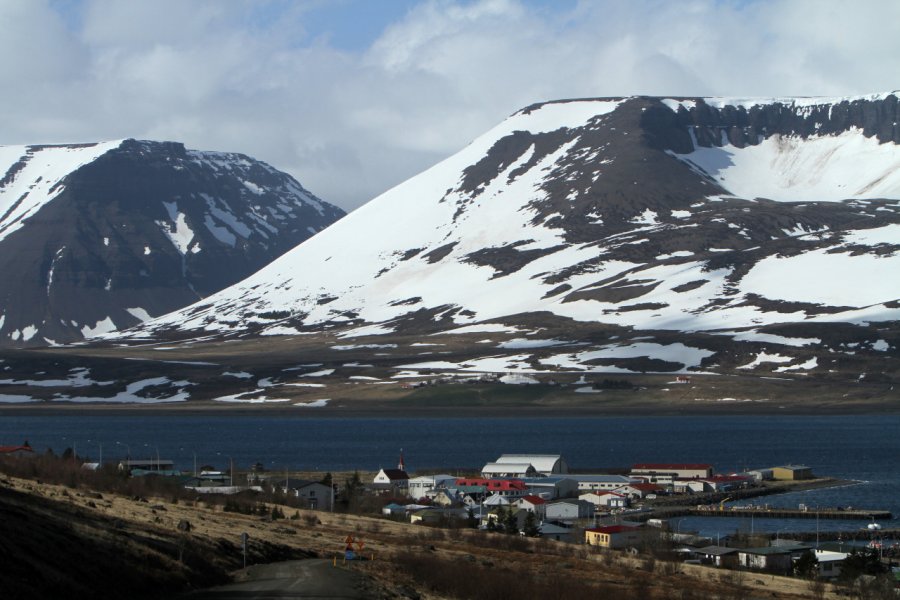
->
589, 491, 626, 498
378, 469, 409, 481
519, 495, 546, 505
0, 445, 34, 454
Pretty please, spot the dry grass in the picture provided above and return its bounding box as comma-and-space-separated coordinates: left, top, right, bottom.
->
0, 455, 846, 600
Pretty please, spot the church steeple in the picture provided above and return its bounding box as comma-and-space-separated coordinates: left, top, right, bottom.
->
398, 449, 405, 472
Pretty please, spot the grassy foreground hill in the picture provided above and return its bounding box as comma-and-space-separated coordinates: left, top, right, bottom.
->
0, 455, 853, 599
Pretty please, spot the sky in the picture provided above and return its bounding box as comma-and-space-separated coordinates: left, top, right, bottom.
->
2, 0, 898, 211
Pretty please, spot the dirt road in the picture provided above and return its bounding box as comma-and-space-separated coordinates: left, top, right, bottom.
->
181, 559, 373, 599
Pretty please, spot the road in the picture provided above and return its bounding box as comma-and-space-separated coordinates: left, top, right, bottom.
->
181, 559, 375, 599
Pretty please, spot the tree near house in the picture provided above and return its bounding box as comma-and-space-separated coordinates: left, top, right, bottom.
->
522, 512, 540, 537
794, 550, 818, 579
838, 548, 885, 581
342, 471, 365, 512
504, 508, 519, 535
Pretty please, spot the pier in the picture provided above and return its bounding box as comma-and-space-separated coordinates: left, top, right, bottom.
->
647, 505, 892, 521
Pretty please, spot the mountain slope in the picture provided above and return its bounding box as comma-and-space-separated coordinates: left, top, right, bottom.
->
0, 139, 344, 347
113, 94, 899, 383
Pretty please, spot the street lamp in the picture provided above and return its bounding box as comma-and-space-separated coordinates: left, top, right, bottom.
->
116, 441, 130, 463
86, 439, 103, 465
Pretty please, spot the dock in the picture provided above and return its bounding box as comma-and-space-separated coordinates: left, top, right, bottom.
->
646, 506, 892, 521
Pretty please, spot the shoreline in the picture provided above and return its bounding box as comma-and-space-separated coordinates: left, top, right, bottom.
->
2, 402, 900, 418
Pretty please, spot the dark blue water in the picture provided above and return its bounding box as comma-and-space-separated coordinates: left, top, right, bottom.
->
2, 413, 898, 536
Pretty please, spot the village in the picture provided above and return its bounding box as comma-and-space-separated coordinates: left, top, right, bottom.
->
94, 447, 897, 585
3, 440, 900, 598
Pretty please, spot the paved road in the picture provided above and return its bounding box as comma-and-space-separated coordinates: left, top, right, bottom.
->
182, 559, 373, 599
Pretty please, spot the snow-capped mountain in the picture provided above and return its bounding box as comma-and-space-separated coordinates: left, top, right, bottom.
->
118, 94, 899, 381
0, 139, 344, 347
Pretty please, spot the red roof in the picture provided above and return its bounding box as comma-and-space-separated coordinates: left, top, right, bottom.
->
592, 491, 625, 498
631, 483, 664, 491
0, 445, 34, 454
632, 463, 711, 470
586, 525, 640, 534
519, 495, 546, 505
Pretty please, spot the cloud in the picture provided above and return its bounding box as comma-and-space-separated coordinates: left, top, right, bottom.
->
1, 0, 898, 211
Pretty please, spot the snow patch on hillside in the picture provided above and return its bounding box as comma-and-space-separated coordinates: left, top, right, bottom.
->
674, 128, 900, 202
0, 141, 124, 243
741, 249, 900, 307
80, 317, 117, 338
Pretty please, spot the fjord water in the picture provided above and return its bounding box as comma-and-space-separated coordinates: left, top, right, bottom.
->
3, 413, 898, 536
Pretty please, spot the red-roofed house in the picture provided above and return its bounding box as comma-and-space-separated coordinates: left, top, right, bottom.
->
614, 482, 664, 499
0, 443, 34, 457
585, 525, 643, 549
515, 495, 547, 518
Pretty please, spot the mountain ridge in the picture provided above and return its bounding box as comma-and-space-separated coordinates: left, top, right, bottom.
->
120, 94, 900, 346
0, 94, 896, 409
0, 139, 344, 347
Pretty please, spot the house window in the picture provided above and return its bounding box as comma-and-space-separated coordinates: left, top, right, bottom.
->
310, 490, 316, 497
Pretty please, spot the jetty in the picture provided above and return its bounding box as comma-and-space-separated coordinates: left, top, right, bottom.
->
646, 505, 892, 521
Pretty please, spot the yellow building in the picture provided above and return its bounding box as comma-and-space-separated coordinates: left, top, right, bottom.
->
584, 525, 642, 549
771, 465, 813, 480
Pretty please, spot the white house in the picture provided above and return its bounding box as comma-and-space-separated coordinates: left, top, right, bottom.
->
515, 495, 547, 519
493, 454, 568, 476
814, 550, 848, 579
408, 474, 456, 499
373, 468, 409, 492
579, 491, 629, 509
276, 479, 334, 511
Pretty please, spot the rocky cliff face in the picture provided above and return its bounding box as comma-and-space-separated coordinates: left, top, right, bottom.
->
0, 139, 344, 346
